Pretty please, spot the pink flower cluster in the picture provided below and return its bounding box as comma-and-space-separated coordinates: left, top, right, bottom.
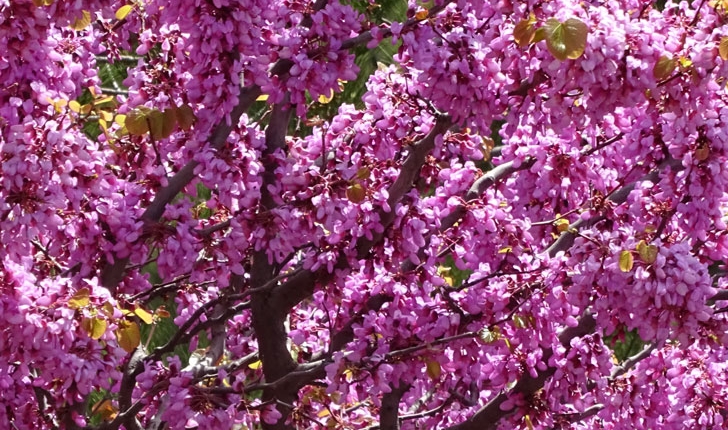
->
4, 0, 728, 429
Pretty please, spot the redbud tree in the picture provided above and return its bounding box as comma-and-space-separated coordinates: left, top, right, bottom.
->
3, 0, 728, 428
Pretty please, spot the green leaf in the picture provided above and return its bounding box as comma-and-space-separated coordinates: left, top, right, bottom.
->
720, 37, 728, 61
346, 183, 366, 203
355, 167, 370, 180
82, 317, 107, 339
533, 27, 547, 44
425, 359, 442, 380
174, 104, 195, 131
125, 107, 151, 136
653, 55, 677, 80
115, 321, 141, 353
513, 14, 538, 47
542, 17, 588, 61
513, 314, 528, 329
636, 240, 658, 264
70, 10, 92, 30
134, 307, 154, 325
69, 288, 91, 309
619, 250, 634, 272
115, 4, 133, 20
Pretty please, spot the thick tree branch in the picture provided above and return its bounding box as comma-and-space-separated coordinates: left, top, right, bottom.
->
251, 99, 297, 430
271, 115, 452, 314
117, 347, 147, 424
546, 157, 683, 257
380, 383, 411, 430
446, 313, 597, 430
327, 294, 392, 354
402, 157, 536, 273
356, 115, 452, 259
100, 85, 262, 292
557, 344, 657, 426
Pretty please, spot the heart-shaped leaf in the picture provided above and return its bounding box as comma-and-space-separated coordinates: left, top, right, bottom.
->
115, 321, 141, 353
82, 317, 107, 339
653, 56, 677, 80
513, 14, 538, 47
542, 18, 588, 61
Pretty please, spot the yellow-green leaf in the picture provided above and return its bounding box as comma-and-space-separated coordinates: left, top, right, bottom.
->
513, 14, 538, 47
125, 107, 150, 136
68, 288, 90, 309
114, 114, 127, 126
481, 135, 494, 161
513, 314, 528, 329
82, 317, 107, 339
653, 56, 677, 80
70, 10, 92, 30
94, 95, 116, 109
478, 327, 500, 343
99, 110, 114, 122
248, 360, 263, 370
115, 321, 141, 353
356, 167, 370, 180
533, 27, 547, 44
174, 104, 195, 131
92, 399, 118, 422
134, 307, 154, 325
619, 250, 634, 272
346, 183, 366, 203
256, 94, 269, 102
146, 109, 164, 139
115, 4, 133, 20
317, 89, 334, 104
48, 98, 67, 113
696, 142, 711, 161
542, 17, 588, 61
554, 218, 570, 233
720, 37, 728, 60
69, 100, 81, 113
636, 240, 658, 264
425, 359, 442, 380
151, 108, 176, 140
101, 302, 115, 317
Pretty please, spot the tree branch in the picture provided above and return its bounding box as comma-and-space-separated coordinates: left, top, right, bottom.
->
556, 343, 657, 426
446, 313, 597, 430
100, 85, 262, 292
402, 157, 536, 273
546, 157, 683, 257
380, 383, 411, 430
271, 115, 452, 313
250, 99, 297, 430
